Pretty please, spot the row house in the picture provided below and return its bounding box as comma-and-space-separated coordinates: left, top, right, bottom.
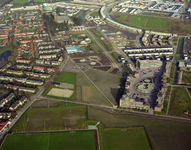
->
33, 39, 43, 43
47, 68, 55, 73
16, 59, 30, 64
39, 48, 61, 54
0, 121, 9, 133
37, 41, 52, 47
9, 96, 27, 111
52, 61, 61, 66
44, 60, 51, 65
0, 112, 11, 119
0, 93, 15, 108
33, 73, 50, 78
6, 69, 23, 76
19, 87, 35, 93
2, 39, 8, 46
38, 45, 56, 50
0, 62, 12, 72
0, 34, 8, 39
36, 59, 44, 65
40, 54, 57, 59
26, 79, 43, 86
6, 84, 18, 90
14, 77, 26, 83
31, 43, 34, 57
16, 64, 32, 70
25, 71, 34, 76
33, 66, 45, 72
20, 40, 31, 43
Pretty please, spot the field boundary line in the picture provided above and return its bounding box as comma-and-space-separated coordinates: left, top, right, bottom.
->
144, 17, 149, 27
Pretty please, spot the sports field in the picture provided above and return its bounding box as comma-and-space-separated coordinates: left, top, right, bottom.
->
111, 14, 191, 34
47, 88, 74, 98
129, 16, 147, 27
88, 106, 191, 150
12, 102, 87, 132
55, 72, 76, 84
145, 17, 168, 29
100, 127, 151, 150
43, 72, 76, 100
1, 131, 95, 150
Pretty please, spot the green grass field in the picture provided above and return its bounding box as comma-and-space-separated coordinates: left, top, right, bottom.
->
43, 72, 76, 100
55, 72, 76, 84
182, 71, 191, 83
145, 17, 168, 29
169, 87, 191, 116
12, 102, 87, 132
90, 11, 101, 17
129, 16, 147, 27
101, 127, 151, 150
1, 131, 95, 150
88, 106, 191, 150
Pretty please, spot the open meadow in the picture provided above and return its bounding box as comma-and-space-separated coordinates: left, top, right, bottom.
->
87, 106, 191, 150
12, 102, 87, 132
129, 16, 147, 27
111, 14, 191, 34
76, 69, 121, 106
169, 87, 191, 117
1, 131, 96, 150
99, 125, 151, 150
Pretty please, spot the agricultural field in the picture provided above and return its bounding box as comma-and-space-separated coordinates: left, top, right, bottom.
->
99, 125, 151, 150
1, 131, 96, 150
169, 87, 191, 117
12, 102, 87, 132
76, 69, 120, 106
43, 72, 76, 100
145, 17, 168, 29
129, 16, 147, 27
87, 106, 191, 150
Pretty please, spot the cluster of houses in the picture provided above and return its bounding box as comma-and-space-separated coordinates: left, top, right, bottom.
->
141, 34, 175, 47
36, 41, 63, 67
0, 28, 9, 47
0, 93, 28, 122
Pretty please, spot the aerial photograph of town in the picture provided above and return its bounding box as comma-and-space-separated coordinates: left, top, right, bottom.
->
0, 0, 190, 149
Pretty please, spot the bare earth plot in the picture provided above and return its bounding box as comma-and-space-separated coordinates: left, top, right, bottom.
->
76, 69, 121, 106
48, 88, 74, 98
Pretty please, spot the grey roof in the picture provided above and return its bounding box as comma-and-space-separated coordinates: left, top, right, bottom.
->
56, 15, 69, 21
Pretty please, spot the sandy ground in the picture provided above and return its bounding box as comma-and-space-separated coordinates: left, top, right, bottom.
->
48, 88, 74, 98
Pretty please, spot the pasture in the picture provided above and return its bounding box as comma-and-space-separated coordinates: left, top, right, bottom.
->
169, 87, 191, 117
1, 131, 96, 150
12, 102, 87, 132
100, 126, 151, 150
129, 16, 147, 27
145, 17, 168, 29
87, 106, 191, 150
